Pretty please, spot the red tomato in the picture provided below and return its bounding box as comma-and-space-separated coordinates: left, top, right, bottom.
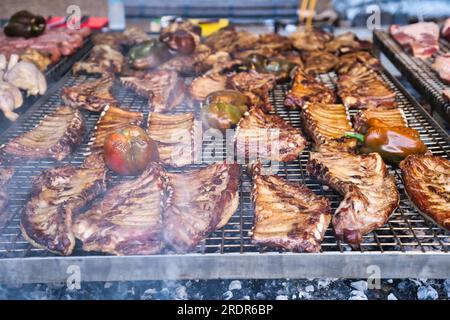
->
103, 125, 159, 175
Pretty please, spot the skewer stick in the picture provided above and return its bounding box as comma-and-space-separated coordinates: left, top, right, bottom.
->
299, 0, 309, 25
306, 0, 317, 29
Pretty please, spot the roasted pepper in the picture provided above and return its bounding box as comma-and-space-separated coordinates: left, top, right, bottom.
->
246, 53, 295, 82
202, 101, 244, 132
345, 118, 428, 164
205, 90, 248, 114
4, 10, 46, 38
128, 39, 172, 70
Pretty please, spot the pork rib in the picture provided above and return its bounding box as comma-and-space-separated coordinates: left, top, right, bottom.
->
164, 162, 240, 252
121, 70, 185, 112
307, 151, 399, 246
353, 108, 407, 133
0, 106, 85, 162
301, 103, 356, 151
73, 164, 168, 255
336, 51, 380, 75
284, 68, 335, 109
390, 22, 440, 59
20, 165, 107, 255
228, 71, 276, 112
235, 108, 307, 162
147, 112, 196, 167
251, 163, 331, 252
400, 155, 450, 231
62, 76, 117, 112
338, 64, 397, 109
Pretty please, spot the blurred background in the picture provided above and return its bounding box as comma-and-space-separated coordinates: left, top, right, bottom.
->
1, 0, 450, 27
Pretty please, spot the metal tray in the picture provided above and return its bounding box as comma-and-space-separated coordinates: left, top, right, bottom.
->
0, 51, 449, 284
373, 29, 450, 123
0, 36, 93, 135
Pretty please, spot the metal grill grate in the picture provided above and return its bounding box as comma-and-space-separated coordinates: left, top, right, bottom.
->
0, 46, 449, 281
373, 30, 450, 123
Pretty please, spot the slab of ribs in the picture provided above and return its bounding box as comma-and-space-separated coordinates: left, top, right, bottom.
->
390, 22, 440, 59
0, 106, 85, 162
400, 154, 450, 231
251, 163, 331, 252
307, 151, 399, 246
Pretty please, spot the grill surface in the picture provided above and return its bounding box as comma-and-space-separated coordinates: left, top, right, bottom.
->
373, 30, 450, 123
0, 46, 449, 282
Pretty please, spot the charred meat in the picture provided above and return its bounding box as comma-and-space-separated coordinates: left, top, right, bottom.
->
121, 70, 185, 112
302, 50, 338, 75
189, 73, 227, 102
290, 28, 333, 51
325, 32, 371, 54
0, 106, 85, 162
308, 151, 399, 246
301, 103, 356, 151
251, 163, 331, 252
73, 164, 168, 255
147, 112, 196, 167
235, 108, 307, 162
336, 51, 380, 75
284, 68, 335, 109
228, 71, 276, 112
338, 64, 397, 109
62, 76, 117, 113
73, 45, 124, 75
400, 155, 450, 231
164, 162, 240, 252
21, 165, 107, 255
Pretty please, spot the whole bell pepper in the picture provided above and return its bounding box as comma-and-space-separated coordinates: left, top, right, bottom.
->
246, 53, 295, 83
4, 10, 46, 38
202, 101, 244, 132
345, 118, 428, 164
128, 40, 172, 70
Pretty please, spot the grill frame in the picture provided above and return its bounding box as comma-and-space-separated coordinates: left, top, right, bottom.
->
373, 29, 450, 123
0, 41, 449, 283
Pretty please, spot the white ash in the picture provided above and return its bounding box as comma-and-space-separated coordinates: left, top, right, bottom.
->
348, 290, 368, 300
275, 295, 288, 300
444, 279, 450, 298
228, 280, 242, 291
255, 292, 266, 300
243, 295, 250, 300
351, 280, 368, 292
304, 285, 315, 292
175, 286, 188, 300
417, 285, 438, 300
223, 290, 233, 300
387, 293, 398, 300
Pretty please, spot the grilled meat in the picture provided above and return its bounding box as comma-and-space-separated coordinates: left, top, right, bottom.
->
159, 44, 212, 75
189, 73, 227, 102
204, 28, 239, 52
0, 80, 23, 121
325, 32, 371, 54
353, 108, 407, 133
164, 162, 240, 252
251, 163, 331, 252
443, 18, 450, 41
390, 22, 440, 59
336, 51, 380, 74
431, 54, 450, 84
121, 70, 185, 112
284, 68, 335, 109
228, 71, 276, 112
235, 108, 307, 162
0, 167, 14, 227
307, 151, 399, 246
92, 32, 125, 50
21, 165, 107, 255
0, 106, 85, 162
400, 155, 450, 231
73, 45, 124, 75
290, 28, 333, 51
88, 105, 144, 156
62, 76, 117, 113
338, 64, 397, 109
73, 164, 168, 255
301, 103, 356, 151
4, 60, 47, 96
302, 50, 338, 75
147, 112, 196, 167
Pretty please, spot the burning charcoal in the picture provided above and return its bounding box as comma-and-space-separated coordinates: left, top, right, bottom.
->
350, 280, 368, 292
387, 293, 398, 300
348, 290, 368, 300
223, 290, 233, 300
174, 286, 188, 300
228, 280, 242, 291
275, 295, 288, 300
